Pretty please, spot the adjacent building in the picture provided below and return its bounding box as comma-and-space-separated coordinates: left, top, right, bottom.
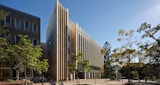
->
46, 0, 104, 81
0, 4, 40, 79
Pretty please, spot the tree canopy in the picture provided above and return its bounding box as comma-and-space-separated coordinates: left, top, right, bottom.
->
0, 9, 49, 80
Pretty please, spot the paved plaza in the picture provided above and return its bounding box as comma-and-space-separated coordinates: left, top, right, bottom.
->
34, 79, 125, 85
33, 79, 160, 85
63, 79, 124, 85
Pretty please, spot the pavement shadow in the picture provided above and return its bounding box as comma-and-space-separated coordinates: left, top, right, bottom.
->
124, 82, 160, 85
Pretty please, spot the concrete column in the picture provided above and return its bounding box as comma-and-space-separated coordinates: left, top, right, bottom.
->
99, 73, 101, 79
92, 72, 94, 79
70, 74, 73, 80
84, 72, 86, 79
74, 72, 75, 80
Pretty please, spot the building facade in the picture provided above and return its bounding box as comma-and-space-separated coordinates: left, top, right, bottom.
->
46, 0, 104, 81
0, 5, 40, 79
46, 0, 68, 81
70, 23, 104, 79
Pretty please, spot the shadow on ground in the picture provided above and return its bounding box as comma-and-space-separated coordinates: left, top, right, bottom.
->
124, 82, 160, 85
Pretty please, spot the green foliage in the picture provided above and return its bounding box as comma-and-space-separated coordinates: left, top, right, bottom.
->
32, 59, 49, 74
0, 9, 49, 80
105, 66, 121, 80
111, 29, 139, 82
77, 59, 90, 72
0, 9, 10, 60
0, 9, 9, 20
142, 63, 160, 80
69, 52, 90, 79
69, 63, 76, 74
137, 22, 160, 80
12, 35, 48, 79
100, 49, 106, 55
119, 63, 145, 80
0, 37, 10, 59
0, 9, 9, 35
102, 57, 115, 78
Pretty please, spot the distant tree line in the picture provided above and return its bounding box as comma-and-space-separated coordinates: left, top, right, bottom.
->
102, 22, 160, 82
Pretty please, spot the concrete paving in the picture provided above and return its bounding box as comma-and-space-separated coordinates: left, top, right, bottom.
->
63, 79, 124, 85
34, 79, 124, 85
33, 79, 160, 85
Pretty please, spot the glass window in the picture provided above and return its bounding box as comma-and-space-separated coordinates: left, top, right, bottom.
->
15, 18, 21, 29
33, 39, 38, 45
15, 35, 20, 43
5, 16, 11, 27
24, 21, 30, 31
68, 35, 70, 41
32, 23, 38, 32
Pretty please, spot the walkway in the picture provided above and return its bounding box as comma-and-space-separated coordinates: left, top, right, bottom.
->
34, 79, 124, 85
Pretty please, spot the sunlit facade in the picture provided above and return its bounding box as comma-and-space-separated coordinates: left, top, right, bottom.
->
46, 0, 103, 81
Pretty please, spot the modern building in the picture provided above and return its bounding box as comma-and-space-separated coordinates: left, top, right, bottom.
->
46, 0, 68, 81
46, 0, 104, 81
0, 4, 40, 79
70, 22, 104, 79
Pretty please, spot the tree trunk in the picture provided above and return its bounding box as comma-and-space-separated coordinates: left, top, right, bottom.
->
127, 59, 131, 83
24, 68, 26, 79
107, 68, 109, 78
16, 69, 20, 80
24, 63, 27, 79
31, 69, 33, 81
41, 74, 44, 85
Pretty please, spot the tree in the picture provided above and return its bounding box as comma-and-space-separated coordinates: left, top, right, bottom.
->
111, 29, 136, 82
0, 9, 9, 20
101, 41, 111, 62
120, 63, 145, 80
0, 9, 49, 80
69, 52, 90, 80
101, 42, 112, 78
137, 22, 160, 79
69, 52, 83, 79
102, 57, 114, 78
12, 35, 49, 80
77, 59, 90, 72
0, 9, 10, 60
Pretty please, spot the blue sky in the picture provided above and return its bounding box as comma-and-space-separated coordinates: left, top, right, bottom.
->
0, 0, 160, 50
